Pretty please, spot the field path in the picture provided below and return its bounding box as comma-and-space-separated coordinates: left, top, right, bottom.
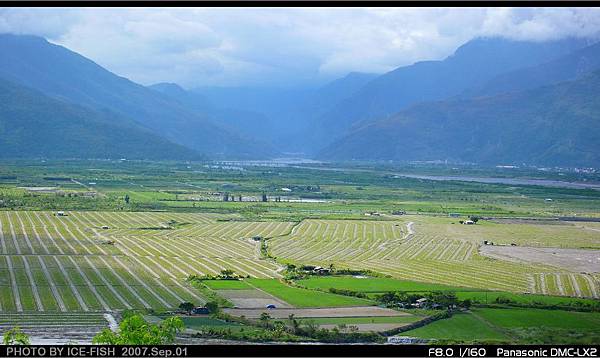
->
0, 216, 7, 254
569, 274, 583, 297
53, 256, 89, 311
104, 313, 119, 332
98, 256, 151, 307
555, 274, 566, 295
539, 274, 548, 294
14, 212, 35, 254
114, 237, 206, 300
527, 274, 536, 293
37, 256, 67, 312
582, 275, 599, 298
84, 256, 132, 309
406, 222, 415, 237
6, 212, 21, 254
5, 256, 23, 312
23, 212, 50, 254
111, 256, 173, 307
41, 212, 79, 254
34, 213, 65, 254
21, 257, 44, 311
68, 257, 111, 311
379, 221, 414, 252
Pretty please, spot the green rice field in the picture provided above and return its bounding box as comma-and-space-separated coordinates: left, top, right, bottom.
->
246, 279, 373, 307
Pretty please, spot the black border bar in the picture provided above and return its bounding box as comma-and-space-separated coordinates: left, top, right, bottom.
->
1, 345, 600, 358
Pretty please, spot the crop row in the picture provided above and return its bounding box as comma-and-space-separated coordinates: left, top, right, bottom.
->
271, 220, 475, 263
531, 273, 599, 298
270, 219, 599, 297
0, 210, 287, 312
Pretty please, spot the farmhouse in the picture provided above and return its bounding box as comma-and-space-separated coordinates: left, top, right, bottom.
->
312, 266, 331, 275
413, 298, 428, 308
191, 307, 210, 315
463, 220, 475, 225
56, 211, 66, 216
101, 225, 110, 229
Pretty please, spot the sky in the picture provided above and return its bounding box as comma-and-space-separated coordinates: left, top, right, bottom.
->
1, 7, 600, 88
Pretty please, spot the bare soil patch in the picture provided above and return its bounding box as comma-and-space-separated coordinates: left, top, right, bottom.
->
490, 218, 569, 226
480, 245, 600, 273
319, 323, 409, 332
218, 289, 292, 308
223, 306, 409, 319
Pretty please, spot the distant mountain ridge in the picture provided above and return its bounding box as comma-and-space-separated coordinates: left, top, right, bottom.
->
465, 40, 600, 97
0, 78, 199, 160
149, 82, 277, 147
0, 33, 273, 159
310, 37, 591, 150
319, 70, 600, 167
2, 33, 600, 166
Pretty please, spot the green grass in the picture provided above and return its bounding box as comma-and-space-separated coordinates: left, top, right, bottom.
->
178, 316, 267, 334
246, 279, 374, 307
298, 276, 476, 292
280, 315, 421, 325
473, 308, 600, 330
180, 316, 241, 328
456, 291, 600, 307
403, 312, 509, 342
404, 308, 600, 343
201, 280, 252, 290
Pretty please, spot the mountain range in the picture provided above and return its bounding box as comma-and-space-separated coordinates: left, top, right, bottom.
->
0, 34, 272, 159
319, 69, 600, 167
1, 33, 599, 166
0, 78, 198, 160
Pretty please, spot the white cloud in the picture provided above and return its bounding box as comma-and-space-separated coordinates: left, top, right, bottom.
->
1, 7, 599, 87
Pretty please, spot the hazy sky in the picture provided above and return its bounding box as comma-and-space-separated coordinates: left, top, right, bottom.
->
1, 7, 600, 88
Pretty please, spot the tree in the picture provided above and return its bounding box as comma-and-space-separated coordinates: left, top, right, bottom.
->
219, 269, 235, 279
124, 194, 130, 204
3, 327, 30, 345
259, 312, 272, 327
204, 300, 220, 314
288, 314, 300, 334
92, 314, 183, 345
271, 321, 287, 337
428, 291, 458, 309
461, 299, 472, 310
285, 263, 297, 272
178, 302, 194, 313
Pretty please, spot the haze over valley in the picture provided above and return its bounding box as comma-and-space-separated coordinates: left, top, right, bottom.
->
1, 8, 600, 167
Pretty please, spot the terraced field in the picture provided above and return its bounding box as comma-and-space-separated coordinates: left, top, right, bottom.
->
0, 211, 291, 312
2, 210, 598, 314
269, 218, 600, 298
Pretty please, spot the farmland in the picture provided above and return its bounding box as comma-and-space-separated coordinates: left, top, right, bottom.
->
404, 308, 600, 343
0, 210, 287, 313
269, 218, 600, 297
245, 279, 372, 307
0, 159, 599, 344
